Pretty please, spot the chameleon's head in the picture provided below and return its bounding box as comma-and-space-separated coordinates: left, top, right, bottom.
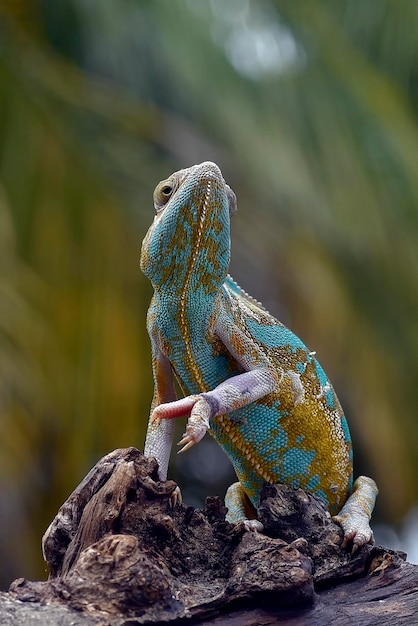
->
140, 162, 237, 295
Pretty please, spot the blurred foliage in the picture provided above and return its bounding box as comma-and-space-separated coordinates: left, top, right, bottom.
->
0, 0, 417, 587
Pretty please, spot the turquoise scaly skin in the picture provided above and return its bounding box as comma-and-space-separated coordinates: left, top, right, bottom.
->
141, 161, 377, 550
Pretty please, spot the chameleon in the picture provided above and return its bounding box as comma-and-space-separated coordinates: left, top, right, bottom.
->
141, 161, 378, 550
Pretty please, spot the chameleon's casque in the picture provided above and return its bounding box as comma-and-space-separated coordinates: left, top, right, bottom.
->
141, 161, 377, 549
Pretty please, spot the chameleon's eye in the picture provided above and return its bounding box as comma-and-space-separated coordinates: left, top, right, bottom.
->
154, 179, 176, 213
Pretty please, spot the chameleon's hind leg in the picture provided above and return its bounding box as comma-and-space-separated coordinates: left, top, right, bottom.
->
225, 482, 264, 532
333, 475, 378, 552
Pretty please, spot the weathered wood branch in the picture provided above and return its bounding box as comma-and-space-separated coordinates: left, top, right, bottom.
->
5, 447, 418, 625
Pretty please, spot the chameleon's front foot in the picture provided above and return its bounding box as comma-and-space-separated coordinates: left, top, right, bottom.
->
170, 485, 182, 507
177, 396, 212, 453
333, 475, 378, 553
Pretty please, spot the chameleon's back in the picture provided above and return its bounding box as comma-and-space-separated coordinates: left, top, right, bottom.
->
207, 276, 354, 516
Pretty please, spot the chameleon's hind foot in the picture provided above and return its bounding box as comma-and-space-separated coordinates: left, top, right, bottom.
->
225, 481, 263, 531
333, 475, 378, 553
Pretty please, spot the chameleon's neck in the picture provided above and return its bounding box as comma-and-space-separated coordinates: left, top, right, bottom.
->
150, 247, 229, 307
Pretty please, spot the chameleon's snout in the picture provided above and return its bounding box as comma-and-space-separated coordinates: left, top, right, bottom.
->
195, 162, 237, 217
196, 161, 223, 178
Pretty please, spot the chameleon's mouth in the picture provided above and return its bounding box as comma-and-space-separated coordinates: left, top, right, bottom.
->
226, 184, 237, 216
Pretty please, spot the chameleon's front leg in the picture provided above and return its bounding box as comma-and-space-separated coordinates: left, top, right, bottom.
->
151, 394, 210, 452
151, 368, 276, 452
144, 334, 182, 504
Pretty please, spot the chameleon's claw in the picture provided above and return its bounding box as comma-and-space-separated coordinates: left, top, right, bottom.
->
177, 415, 210, 452
150, 411, 162, 426
150, 404, 170, 425
170, 486, 182, 507
177, 436, 196, 454
339, 527, 374, 554
243, 519, 264, 532
177, 398, 211, 454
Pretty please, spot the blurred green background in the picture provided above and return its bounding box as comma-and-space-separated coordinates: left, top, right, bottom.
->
0, 0, 417, 588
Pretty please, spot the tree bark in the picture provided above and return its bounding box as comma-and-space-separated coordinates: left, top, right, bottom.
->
5, 447, 418, 625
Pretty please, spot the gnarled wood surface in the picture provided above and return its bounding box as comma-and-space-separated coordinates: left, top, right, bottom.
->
5, 447, 418, 625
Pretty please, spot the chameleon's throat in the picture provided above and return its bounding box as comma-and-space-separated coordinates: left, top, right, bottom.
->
177, 181, 212, 391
